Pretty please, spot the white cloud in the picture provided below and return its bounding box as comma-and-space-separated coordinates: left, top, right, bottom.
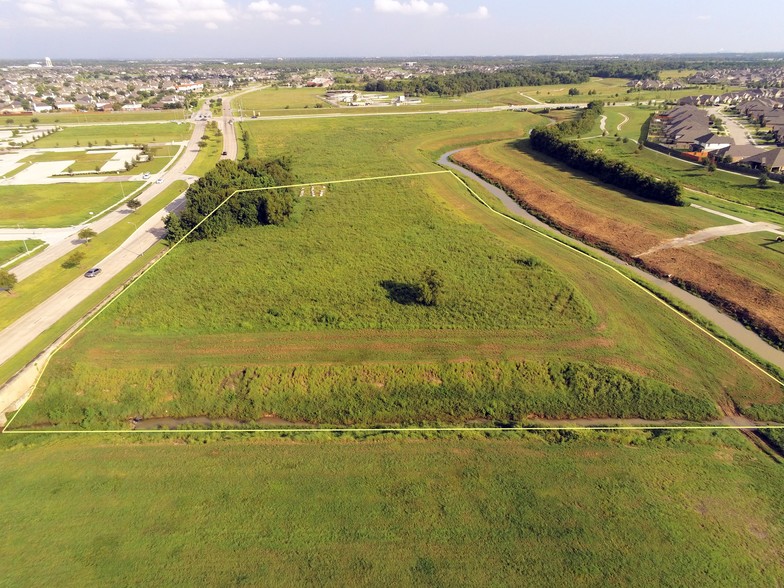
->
248, 0, 281, 11
462, 5, 488, 19
308, 16, 321, 25
248, 0, 307, 21
205, 21, 218, 28
374, 0, 448, 16
352, 6, 363, 13
287, 17, 301, 25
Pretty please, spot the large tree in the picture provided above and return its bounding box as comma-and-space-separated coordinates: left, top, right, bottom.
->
0, 269, 18, 292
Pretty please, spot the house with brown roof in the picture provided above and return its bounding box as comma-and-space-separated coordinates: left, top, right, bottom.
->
740, 147, 784, 172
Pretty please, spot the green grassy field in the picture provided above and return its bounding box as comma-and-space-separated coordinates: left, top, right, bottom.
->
234, 86, 335, 114
8, 110, 188, 124
0, 240, 44, 265
21, 149, 114, 172
16, 111, 783, 429
0, 181, 143, 228
31, 123, 192, 148
1, 431, 783, 586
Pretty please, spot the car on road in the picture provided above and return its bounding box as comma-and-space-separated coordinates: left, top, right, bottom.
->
222, 151, 228, 156
84, 268, 102, 278
142, 172, 151, 179
156, 178, 163, 184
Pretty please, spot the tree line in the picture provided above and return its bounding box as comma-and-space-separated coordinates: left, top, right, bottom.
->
528, 102, 684, 206
164, 158, 295, 243
364, 67, 591, 97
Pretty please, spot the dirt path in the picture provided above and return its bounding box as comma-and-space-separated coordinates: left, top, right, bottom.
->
519, 93, 544, 105
638, 221, 782, 256
617, 112, 629, 131
599, 115, 607, 133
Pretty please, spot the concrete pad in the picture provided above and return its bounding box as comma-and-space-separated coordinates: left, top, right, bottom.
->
12, 160, 75, 183
0, 152, 30, 177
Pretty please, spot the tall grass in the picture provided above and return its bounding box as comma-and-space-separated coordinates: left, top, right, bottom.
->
18, 359, 717, 428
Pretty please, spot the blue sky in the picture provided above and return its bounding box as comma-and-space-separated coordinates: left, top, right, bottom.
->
0, 0, 782, 60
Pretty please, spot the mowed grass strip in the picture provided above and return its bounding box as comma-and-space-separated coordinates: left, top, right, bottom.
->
31, 122, 192, 148
1, 433, 783, 586
0, 181, 144, 228
0, 240, 44, 265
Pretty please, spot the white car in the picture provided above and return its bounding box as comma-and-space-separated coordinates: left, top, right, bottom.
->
142, 172, 151, 180
156, 178, 163, 184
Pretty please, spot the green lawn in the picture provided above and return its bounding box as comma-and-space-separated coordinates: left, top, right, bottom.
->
1, 432, 783, 586
18, 111, 783, 429
0, 181, 143, 228
31, 123, 192, 148
0, 240, 44, 265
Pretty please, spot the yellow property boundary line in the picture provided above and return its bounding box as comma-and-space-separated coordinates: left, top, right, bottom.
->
3, 167, 783, 435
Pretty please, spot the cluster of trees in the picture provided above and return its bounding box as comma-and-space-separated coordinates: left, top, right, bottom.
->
529, 102, 684, 206
364, 67, 591, 97
164, 158, 295, 243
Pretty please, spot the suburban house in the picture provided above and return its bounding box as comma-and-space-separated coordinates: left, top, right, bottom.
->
694, 132, 734, 152
739, 147, 784, 173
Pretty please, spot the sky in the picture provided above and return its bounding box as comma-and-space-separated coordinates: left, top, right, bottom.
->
0, 0, 783, 60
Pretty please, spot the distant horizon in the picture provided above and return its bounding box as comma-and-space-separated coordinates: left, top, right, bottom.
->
3, 51, 784, 65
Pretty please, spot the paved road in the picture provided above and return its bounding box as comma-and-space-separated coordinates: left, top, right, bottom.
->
220, 97, 238, 161
708, 106, 763, 148
438, 149, 784, 371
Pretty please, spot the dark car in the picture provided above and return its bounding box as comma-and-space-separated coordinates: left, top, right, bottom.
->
84, 267, 102, 278
222, 151, 228, 156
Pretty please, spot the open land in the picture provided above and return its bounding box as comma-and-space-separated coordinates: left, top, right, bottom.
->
30, 122, 191, 148
13, 110, 783, 430
1, 432, 783, 586
0, 181, 144, 227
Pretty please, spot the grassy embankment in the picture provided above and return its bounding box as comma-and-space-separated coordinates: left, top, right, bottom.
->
0, 182, 144, 228
583, 128, 784, 215
1, 431, 783, 586
0, 180, 188, 375
30, 122, 191, 148
453, 139, 784, 350
15, 111, 783, 429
